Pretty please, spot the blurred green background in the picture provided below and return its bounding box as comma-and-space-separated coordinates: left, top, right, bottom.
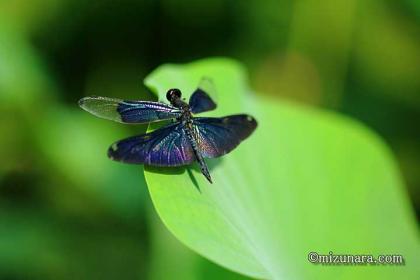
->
0, 0, 419, 279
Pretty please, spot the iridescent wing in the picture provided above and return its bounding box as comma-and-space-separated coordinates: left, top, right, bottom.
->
193, 114, 257, 158
79, 96, 181, 124
108, 123, 195, 166
189, 78, 217, 114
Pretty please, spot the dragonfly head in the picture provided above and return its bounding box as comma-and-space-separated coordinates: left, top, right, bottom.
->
166, 88, 182, 102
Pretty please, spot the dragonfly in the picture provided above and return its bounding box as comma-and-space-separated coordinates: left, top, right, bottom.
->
78, 78, 257, 183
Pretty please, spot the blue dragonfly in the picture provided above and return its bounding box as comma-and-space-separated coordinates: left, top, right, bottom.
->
78, 78, 257, 183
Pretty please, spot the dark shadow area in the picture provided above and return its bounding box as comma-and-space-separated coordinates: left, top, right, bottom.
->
145, 165, 186, 175
144, 157, 223, 191
187, 168, 200, 192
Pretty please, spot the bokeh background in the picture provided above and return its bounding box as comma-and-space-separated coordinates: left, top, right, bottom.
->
0, 0, 419, 279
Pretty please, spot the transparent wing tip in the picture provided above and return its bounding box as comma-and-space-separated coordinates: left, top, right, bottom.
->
78, 97, 88, 108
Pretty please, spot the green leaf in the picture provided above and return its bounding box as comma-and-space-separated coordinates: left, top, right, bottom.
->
147, 203, 248, 280
143, 58, 419, 279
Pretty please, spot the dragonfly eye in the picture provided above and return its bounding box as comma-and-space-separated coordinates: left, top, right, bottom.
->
166, 88, 182, 102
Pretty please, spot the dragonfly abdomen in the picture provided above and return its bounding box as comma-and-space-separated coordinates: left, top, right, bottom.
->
183, 123, 212, 183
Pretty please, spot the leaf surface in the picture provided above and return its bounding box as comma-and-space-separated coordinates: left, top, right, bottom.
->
144, 58, 419, 279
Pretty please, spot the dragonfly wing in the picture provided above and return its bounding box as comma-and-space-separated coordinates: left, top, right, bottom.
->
79, 96, 181, 124
108, 123, 195, 166
189, 78, 217, 114
193, 115, 257, 158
